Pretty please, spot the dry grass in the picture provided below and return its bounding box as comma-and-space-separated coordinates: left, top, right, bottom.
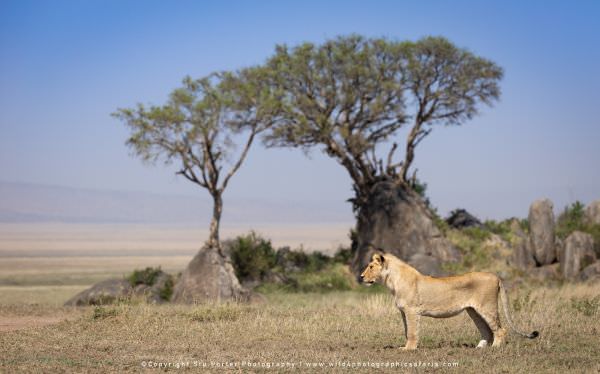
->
1, 224, 599, 372
1, 284, 599, 372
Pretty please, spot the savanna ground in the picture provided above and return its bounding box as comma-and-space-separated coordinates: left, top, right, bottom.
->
1, 224, 600, 372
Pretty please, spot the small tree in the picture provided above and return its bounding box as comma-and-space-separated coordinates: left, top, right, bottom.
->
114, 69, 279, 302
113, 70, 276, 251
258, 35, 503, 271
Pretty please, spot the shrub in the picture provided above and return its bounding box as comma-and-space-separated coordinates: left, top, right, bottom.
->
484, 219, 512, 237
462, 226, 491, 242
228, 231, 276, 282
556, 201, 586, 239
305, 251, 331, 272
445, 227, 492, 272
128, 267, 162, 287
276, 247, 332, 272
556, 201, 600, 255
256, 263, 356, 293
158, 277, 174, 301
333, 247, 353, 264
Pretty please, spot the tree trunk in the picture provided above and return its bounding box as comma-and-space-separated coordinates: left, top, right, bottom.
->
350, 180, 461, 277
208, 192, 223, 249
172, 191, 252, 303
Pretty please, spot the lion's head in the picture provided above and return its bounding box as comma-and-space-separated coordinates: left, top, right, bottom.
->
360, 253, 385, 285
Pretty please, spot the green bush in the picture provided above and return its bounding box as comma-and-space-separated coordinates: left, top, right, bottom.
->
445, 227, 493, 273
484, 219, 512, 237
462, 226, 491, 242
305, 251, 331, 272
228, 231, 276, 282
128, 267, 162, 287
158, 277, 174, 301
556, 201, 586, 239
556, 201, 600, 255
332, 247, 353, 264
256, 263, 355, 294
277, 248, 333, 272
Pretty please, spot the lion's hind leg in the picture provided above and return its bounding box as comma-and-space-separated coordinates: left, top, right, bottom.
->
473, 307, 507, 347
466, 308, 493, 348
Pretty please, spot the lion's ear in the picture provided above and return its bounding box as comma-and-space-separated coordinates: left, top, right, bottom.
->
372, 253, 384, 264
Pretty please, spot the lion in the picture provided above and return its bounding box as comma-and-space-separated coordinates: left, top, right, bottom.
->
360, 251, 539, 349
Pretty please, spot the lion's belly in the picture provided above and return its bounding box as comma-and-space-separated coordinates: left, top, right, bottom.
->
420, 307, 465, 318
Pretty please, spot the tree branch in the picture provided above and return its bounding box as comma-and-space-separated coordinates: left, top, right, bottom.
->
220, 127, 257, 192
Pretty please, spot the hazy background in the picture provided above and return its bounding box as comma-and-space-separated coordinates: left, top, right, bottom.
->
1, 0, 599, 227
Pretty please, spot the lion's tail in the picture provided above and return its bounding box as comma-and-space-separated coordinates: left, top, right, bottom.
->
499, 281, 539, 339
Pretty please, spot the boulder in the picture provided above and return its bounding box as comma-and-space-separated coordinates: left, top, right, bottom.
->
407, 253, 443, 277
65, 279, 132, 306
511, 240, 536, 270
172, 245, 250, 303
509, 219, 535, 270
584, 200, 600, 225
560, 231, 596, 280
579, 262, 600, 282
351, 181, 461, 275
445, 209, 483, 229
529, 263, 561, 281
65, 269, 175, 306
528, 199, 556, 265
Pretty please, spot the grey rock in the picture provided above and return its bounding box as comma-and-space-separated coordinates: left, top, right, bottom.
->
172, 245, 250, 303
65, 270, 175, 306
561, 231, 597, 280
528, 199, 556, 265
351, 181, 461, 275
64, 279, 132, 306
509, 219, 536, 270
579, 262, 600, 282
584, 200, 600, 225
407, 253, 443, 277
511, 240, 536, 270
529, 263, 561, 281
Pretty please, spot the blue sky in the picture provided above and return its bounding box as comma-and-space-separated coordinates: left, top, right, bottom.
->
1, 0, 599, 221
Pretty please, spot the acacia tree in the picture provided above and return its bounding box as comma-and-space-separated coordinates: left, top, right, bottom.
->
113, 69, 277, 251
258, 35, 503, 271
263, 35, 502, 207
114, 70, 279, 302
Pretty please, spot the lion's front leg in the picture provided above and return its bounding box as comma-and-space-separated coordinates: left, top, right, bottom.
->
401, 311, 420, 350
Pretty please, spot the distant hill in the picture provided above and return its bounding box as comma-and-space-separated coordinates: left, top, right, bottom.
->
0, 181, 352, 224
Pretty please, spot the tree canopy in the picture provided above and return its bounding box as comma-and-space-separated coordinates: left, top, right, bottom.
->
259, 35, 503, 208
113, 70, 278, 247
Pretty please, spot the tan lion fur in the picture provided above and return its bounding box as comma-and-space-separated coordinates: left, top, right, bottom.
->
360, 252, 539, 350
